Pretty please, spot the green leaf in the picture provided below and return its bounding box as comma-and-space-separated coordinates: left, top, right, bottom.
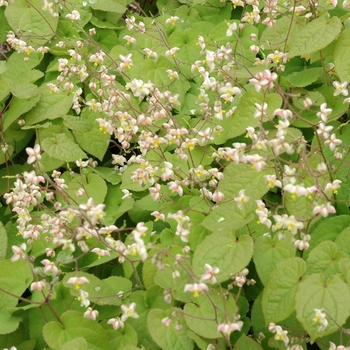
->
43, 310, 111, 350
72, 111, 110, 161
304, 216, 350, 260
23, 85, 73, 126
5, 0, 58, 46
184, 290, 237, 339
0, 259, 33, 310
90, 0, 126, 13
63, 272, 130, 306
285, 67, 323, 87
306, 241, 346, 279
334, 28, 350, 82
192, 232, 253, 283
219, 163, 271, 202
0, 222, 7, 261
0, 310, 22, 334
216, 91, 261, 142
295, 273, 350, 339
235, 334, 264, 350
262, 258, 306, 324
339, 257, 350, 295
2, 94, 41, 132
11, 81, 39, 99
60, 172, 107, 206
61, 337, 88, 350
42, 133, 87, 162
103, 322, 138, 349
288, 16, 341, 57
254, 235, 296, 285
148, 308, 194, 350
63, 116, 95, 132
201, 163, 271, 232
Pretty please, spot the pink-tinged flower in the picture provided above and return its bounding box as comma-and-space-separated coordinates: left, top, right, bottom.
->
123, 35, 136, 44
67, 276, 89, 290
41, 259, 60, 275
26, 144, 41, 164
162, 317, 172, 326
184, 283, 209, 297
249, 69, 277, 92
217, 321, 243, 335
313, 202, 336, 217
108, 317, 124, 330
317, 122, 333, 139
212, 190, 225, 202
201, 264, 220, 284
168, 181, 183, 196
65, 10, 80, 21
11, 243, 27, 262
121, 302, 139, 322
332, 81, 348, 96
30, 280, 46, 291
84, 307, 99, 321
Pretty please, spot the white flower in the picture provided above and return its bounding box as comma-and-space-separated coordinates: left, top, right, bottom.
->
313, 308, 328, 332
332, 81, 348, 96
316, 103, 332, 122
184, 283, 209, 297
234, 190, 250, 209
121, 302, 139, 322
226, 22, 237, 36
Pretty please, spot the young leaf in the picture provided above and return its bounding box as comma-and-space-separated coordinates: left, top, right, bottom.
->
235, 334, 264, 350
334, 227, 350, 256
61, 337, 88, 350
254, 235, 296, 285
42, 133, 87, 161
262, 257, 306, 324
334, 28, 350, 82
148, 308, 194, 350
0, 222, 7, 261
306, 241, 346, 279
0, 310, 22, 335
192, 232, 253, 283
0, 259, 33, 310
288, 16, 341, 57
184, 290, 237, 339
43, 310, 111, 350
5, 0, 58, 46
303, 216, 350, 259
102, 322, 138, 350
295, 273, 350, 339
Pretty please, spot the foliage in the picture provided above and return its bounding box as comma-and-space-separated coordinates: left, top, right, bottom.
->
0, 0, 350, 349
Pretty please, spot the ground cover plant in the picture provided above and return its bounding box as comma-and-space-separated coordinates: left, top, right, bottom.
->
0, 0, 350, 349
